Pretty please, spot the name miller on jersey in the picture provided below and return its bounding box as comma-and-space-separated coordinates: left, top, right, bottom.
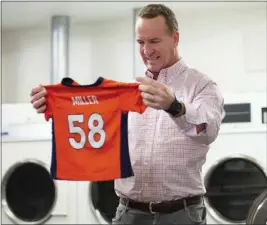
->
72, 96, 99, 105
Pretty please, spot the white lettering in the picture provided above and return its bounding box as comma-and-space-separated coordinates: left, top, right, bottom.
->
72, 96, 99, 106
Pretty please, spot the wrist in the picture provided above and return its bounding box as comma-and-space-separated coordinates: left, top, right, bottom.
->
165, 96, 185, 117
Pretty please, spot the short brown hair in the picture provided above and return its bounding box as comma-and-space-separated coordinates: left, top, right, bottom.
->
137, 4, 179, 34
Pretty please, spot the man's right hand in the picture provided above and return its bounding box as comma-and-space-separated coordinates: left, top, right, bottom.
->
30, 85, 47, 113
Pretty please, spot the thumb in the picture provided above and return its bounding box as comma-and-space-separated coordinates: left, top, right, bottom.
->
136, 76, 147, 83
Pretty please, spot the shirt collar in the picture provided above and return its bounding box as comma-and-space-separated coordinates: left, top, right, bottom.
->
145, 57, 187, 83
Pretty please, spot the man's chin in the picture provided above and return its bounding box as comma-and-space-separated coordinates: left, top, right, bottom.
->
146, 65, 161, 74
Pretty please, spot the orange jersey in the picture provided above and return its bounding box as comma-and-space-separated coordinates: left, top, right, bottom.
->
44, 77, 147, 181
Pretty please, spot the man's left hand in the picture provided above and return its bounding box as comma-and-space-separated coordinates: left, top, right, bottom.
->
136, 76, 175, 110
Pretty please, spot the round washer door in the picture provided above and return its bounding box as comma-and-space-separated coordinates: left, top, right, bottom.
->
246, 189, 267, 224
1, 160, 57, 224
89, 181, 119, 224
205, 157, 267, 224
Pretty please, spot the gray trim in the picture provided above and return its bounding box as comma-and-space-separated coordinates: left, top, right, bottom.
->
262, 107, 267, 124
51, 16, 70, 83
222, 103, 251, 123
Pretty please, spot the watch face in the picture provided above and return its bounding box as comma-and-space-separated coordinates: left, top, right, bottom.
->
166, 99, 181, 116
170, 101, 181, 116
175, 101, 182, 112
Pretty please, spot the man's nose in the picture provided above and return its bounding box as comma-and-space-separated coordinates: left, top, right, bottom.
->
143, 44, 154, 57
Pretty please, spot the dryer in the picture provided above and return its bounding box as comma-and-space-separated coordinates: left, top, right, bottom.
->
1, 103, 78, 224
76, 92, 267, 225
246, 188, 267, 224
203, 92, 267, 224
76, 181, 119, 224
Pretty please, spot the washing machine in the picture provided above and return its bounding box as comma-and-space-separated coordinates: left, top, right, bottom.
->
75, 92, 267, 225
203, 92, 267, 224
246, 188, 267, 224
76, 180, 119, 224
1, 103, 78, 224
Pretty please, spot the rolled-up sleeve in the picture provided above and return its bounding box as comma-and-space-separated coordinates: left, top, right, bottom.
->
174, 78, 225, 145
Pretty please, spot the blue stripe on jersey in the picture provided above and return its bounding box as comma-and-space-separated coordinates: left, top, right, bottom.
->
120, 112, 134, 178
50, 119, 57, 179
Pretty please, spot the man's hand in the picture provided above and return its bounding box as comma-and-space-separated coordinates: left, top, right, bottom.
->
30, 85, 47, 113
136, 76, 175, 110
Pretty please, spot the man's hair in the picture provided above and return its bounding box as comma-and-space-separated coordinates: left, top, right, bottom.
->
137, 4, 179, 34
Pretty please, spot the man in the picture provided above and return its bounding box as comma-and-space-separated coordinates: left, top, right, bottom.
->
30, 4, 225, 225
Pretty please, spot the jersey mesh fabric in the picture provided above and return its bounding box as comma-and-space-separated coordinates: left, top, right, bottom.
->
44, 77, 147, 181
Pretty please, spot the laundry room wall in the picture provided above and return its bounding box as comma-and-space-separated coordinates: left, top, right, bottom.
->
2, 2, 266, 103
134, 5, 266, 94
179, 7, 266, 94
2, 16, 134, 103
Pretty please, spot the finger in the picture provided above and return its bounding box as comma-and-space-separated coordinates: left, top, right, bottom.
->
37, 105, 47, 114
33, 97, 46, 110
30, 88, 47, 104
141, 92, 155, 102
136, 76, 164, 89
142, 99, 160, 109
30, 85, 44, 97
136, 76, 154, 85
139, 84, 158, 95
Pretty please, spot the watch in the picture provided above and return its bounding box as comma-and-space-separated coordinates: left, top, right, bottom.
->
165, 96, 183, 117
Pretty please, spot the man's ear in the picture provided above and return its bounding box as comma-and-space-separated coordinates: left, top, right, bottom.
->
173, 32, 179, 47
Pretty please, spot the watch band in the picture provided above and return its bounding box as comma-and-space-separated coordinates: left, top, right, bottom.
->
165, 96, 182, 117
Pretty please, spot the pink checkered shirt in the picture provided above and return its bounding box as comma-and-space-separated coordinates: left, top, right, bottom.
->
115, 58, 225, 202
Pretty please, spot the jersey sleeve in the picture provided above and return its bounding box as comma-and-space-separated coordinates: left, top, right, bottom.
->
43, 86, 54, 121
118, 82, 147, 113
43, 79, 80, 121
43, 84, 60, 121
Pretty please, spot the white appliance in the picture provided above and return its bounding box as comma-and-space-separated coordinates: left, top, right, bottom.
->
203, 92, 267, 224
76, 180, 119, 224
246, 188, 267, 224
75, 92, 267, 225
1, 103, 78, 224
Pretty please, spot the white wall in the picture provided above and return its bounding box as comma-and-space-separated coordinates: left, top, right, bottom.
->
2, 16, 134, 103
178, 8, 266, 94
134, 6, 266, 94
2, 5, 266, 103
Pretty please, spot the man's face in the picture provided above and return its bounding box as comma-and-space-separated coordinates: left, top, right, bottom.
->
136, 15, 179, 74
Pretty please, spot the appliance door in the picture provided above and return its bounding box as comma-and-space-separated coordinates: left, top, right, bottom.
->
89, 180, 120, 224
2, 159, 57, 224
204, 156, 267, 224
246, 189, 267, 224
